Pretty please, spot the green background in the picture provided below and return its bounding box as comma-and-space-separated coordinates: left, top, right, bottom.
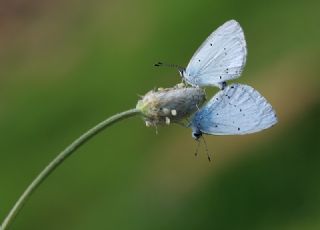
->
1, 0, 319, 229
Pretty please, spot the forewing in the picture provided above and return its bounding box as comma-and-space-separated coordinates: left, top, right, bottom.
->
184, 20, 247, 87
192, 84, 277, 135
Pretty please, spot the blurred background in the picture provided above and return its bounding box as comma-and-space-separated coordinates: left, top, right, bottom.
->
0, 0, 319, 229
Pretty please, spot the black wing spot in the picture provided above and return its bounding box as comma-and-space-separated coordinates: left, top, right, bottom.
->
216, 98, 219, 101
228, 96, 231, 99
238, 127, 240, 131
240, 108, 242, 112
219, 76, 222, 79
198, 59, 201, 62
210, 43, 213, 46
231, 86, 234, 89
216, 113, 219, 116
215, 125, 218, 128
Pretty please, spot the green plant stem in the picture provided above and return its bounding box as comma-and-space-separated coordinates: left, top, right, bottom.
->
0, 108, 140, 230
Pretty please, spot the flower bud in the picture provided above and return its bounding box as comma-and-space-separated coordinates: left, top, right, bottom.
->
136, 84, 206, 126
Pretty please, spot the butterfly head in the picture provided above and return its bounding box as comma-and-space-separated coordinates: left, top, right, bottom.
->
178, 68, 185, 78
192, 129, 202, 140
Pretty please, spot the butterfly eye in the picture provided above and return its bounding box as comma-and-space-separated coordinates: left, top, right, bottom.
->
192, 131, 202, 140
178, 69, 184, 77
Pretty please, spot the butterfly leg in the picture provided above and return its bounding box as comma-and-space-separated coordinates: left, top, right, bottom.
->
194, 139, 201, 157
220, 81, 227, 90
185, 118, 191, 126
196, 103, 200, 111
202, 136, 212, 162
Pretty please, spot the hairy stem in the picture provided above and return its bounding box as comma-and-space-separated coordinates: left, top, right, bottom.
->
1, 108, 140, 230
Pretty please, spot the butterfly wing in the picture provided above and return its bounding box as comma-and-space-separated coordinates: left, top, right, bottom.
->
184, 20, 247, 88
191, 84, 277, 135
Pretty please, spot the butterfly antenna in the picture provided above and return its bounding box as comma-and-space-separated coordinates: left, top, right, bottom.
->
154, 62, 185, 75
201, 136, 212, 162
194, 139, 201, 157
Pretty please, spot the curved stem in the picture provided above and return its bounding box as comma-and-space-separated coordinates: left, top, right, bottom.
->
1, 108, 140, 230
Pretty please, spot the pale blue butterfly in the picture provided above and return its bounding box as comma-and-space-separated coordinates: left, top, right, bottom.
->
190, 83, 277, 140
156, 20, 247, 89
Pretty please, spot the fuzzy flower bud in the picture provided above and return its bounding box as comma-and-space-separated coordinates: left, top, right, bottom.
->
136, 84, 206, 126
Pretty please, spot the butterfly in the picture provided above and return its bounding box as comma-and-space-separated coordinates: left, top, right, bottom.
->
190, 83, 277, 139
189, 83, 277, 161
156, 20, 247, 89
